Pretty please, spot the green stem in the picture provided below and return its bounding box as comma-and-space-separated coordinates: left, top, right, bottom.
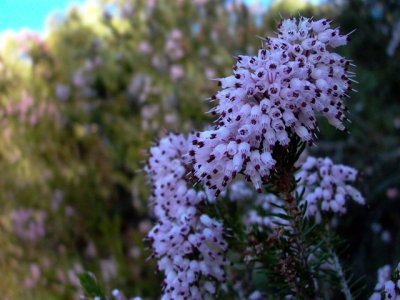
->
283, 192, 317, 299
325, 234, 352, 300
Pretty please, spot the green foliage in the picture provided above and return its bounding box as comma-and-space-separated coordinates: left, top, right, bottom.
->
79, 272, 106, 299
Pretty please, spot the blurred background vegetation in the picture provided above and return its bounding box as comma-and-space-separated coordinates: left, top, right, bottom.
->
0, 0, 398, 298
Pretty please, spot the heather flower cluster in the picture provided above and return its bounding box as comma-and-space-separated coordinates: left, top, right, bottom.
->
370, 264, 400, 300
245, 193, 289, 230
228, 180, 254, 202
108, 289, 143, 300
189, 17, 355, 200
143, 16, 368, 299
11, 209, 47, 242
228, 180, 288, 229
229, 156, 364, 230
298, 156, 365, 222
145, 134, 228, 300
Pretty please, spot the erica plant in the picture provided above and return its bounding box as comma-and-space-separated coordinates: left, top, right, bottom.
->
144, 16, 366, 299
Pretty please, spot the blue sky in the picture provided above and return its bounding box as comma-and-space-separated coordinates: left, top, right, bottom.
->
0, 0, 84, 31
0, 0, 273, 31
243, 0, 272, 6
0, 0, 320, 32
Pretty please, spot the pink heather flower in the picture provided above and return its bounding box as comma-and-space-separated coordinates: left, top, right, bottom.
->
24, 263, 41, 289
146, 0, 157, 10
100, 258, 117, 282
386, 187, 399, 200
298, 156, 365, 222
145, 134, 228, 299
170, 64, 185, 81
245, 194, 289, 230
164, 112, 178, 127
138, 41, 152, 55
387, 20, 400, 57
194, 0, 208, 5
370, 264, 400, 300
228, 180, 254, 202
228, 157, 364, 228
14, 29, 44, 53
112, 289, 124, 300
18, 94, 34, 117
111, 289, 143, 300
170, 29, 183, 40
190, 17, 354, 200
67, 263, 83, 287
11, 209, 46, 242
85, 240, 98, 258
120, 2, 135, 19
151, 55, 166, 70
51, 189, 64, 211
218, 16, 354, 137
128, 74, 154, 103
205, 67, 216, 79
249, 290, 263, 300
381, 230, 392, 244
165, 29, 185, 61
72, 70, 86, 87
189, 128, 277, 200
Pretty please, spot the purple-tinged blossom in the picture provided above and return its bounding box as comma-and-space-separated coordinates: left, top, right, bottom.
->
248, 290, 263, 300
298, 156, 365, 222
100, 258, 118, 282
370, 263, 400, 300
55, 84, 70, 101
165, 29, 185, 61
145, 134, 228, 300
190, 17, 354, 199
229, 180, 254, 202
11, 209, 46, 242
218, 16, 354, 138
110, 288, 143, 300
246, 194, 289, 230
229, 156, 363, 228
138, 41, 152, 55
170, 64, 185, 81
189, 128, 276, 200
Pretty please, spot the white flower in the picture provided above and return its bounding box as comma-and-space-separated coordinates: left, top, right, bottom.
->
298, 157, 365, 221
230, 156, 364, 229
249, 290, 263, 300
190, 17, 355, 199
370, 264, 400, 299
245, 193, 289, 230
55, 84, 70, 101
229, 180, 254, 202
145, 134, 228, 299
385, 281, 396, 299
